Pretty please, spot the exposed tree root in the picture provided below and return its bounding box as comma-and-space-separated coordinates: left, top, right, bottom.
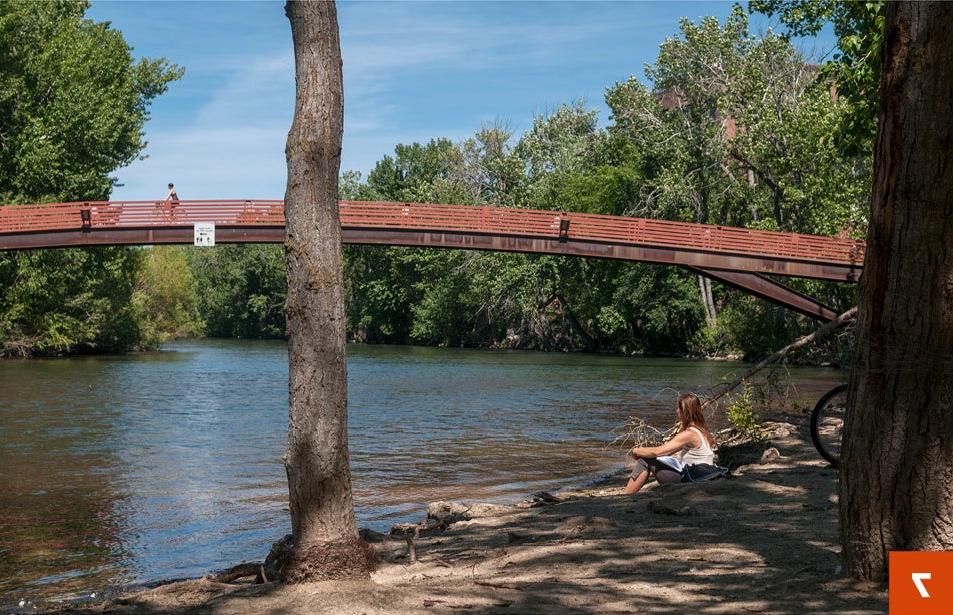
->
266, 534, 376, 583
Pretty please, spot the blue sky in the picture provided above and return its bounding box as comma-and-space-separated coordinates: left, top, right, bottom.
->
86, 1, 835, 201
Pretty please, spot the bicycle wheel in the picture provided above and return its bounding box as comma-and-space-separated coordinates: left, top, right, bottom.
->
810, 383, 848, 467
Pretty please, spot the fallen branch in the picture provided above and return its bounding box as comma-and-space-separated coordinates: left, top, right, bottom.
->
473, 579, 524, 591
706, 306, 858, 407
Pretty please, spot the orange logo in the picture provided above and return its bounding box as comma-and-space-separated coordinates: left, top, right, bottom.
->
889, 551, 953, 614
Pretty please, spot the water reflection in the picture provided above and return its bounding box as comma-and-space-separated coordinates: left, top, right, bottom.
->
0, 357, 132, 600
0, 341, 842, 605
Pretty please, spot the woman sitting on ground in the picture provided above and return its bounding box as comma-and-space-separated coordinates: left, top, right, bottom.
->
624, 392, 717, 495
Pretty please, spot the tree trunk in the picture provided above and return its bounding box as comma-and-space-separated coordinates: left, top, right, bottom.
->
697, 275, 717, 327
281, 0, 370, 581
840, 1, 953, 582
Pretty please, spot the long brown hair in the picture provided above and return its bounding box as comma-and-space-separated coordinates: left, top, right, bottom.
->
676, 393, 716, 446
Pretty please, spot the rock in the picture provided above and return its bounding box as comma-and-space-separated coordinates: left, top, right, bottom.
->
763, 421, 797, 439
468, 502, 511, 518
427, 501, 472, 525
359, 528, 387, 543
760, 447, 782, 463
527, 491, 560, 507
647, 501, 698, 516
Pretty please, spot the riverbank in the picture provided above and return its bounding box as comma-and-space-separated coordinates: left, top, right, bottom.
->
39, 418, 885, 615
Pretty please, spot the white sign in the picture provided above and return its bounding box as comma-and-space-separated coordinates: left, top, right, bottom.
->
194, 222, 215, 247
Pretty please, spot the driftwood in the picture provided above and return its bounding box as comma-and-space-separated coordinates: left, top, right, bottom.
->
391, 523, 421, 563
208, 562, 264, 584
706, 306, 858, 406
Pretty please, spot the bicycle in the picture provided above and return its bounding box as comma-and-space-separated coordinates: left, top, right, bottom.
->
809, 383, 848, 467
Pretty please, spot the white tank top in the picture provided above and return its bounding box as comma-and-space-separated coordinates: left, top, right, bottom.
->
679, 426, 715, 466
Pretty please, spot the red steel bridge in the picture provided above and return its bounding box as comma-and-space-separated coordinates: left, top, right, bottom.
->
0, 199, 865, 322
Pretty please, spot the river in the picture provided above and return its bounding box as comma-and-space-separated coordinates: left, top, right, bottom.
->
0, 341, 842, 607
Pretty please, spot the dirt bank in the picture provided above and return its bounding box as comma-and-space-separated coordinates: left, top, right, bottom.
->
42, 420, 885, 615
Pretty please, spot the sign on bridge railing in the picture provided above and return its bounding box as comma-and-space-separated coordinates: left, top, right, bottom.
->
194, 222, 215, 246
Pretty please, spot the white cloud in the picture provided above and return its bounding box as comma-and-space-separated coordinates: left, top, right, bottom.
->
110, 3, 651, 201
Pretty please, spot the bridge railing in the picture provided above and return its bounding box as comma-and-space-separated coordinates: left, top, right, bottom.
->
0, 202, 87, 233
0, 199, 865, 266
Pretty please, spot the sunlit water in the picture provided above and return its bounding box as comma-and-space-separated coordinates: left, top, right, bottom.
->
0, 341, 842, 607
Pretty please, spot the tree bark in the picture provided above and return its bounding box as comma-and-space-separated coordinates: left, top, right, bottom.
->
281, 0, 370, 581
840, 1, 953, 582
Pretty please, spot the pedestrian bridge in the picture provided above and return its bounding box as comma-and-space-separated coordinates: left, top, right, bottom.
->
0, 199, 865, 322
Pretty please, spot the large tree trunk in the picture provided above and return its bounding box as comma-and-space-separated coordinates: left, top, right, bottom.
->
281, 0, 370, 581
840, 1, 953, 582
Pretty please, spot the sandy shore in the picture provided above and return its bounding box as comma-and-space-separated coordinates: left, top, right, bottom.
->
40, 419, 886, 615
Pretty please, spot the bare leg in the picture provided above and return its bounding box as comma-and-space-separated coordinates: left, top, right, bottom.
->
625, 469, 650, 494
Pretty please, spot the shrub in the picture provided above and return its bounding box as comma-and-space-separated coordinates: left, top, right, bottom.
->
726, 380, 761, 437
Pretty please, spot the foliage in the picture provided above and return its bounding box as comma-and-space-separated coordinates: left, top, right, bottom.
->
725, 380, 761, 436
749, 0, 886, 155
0, 1, 182, 356
187, 245, 287, 339
170, 9, 867, 359
1, 7, 873, 362
0, 247, 145, 356
605, 7, 868, 235
133, 247, 204, 344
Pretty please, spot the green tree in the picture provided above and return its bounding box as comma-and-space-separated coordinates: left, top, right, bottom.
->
607, 7, 865, 234
188, 245, 287, 339
179, 10, 865, 361
750, 0, 886, 154
0, 0, 182, 356
134, 246, 204, 344
606, 8, 862, 354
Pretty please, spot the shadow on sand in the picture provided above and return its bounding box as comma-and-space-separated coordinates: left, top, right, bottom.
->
49, 421, 885, 615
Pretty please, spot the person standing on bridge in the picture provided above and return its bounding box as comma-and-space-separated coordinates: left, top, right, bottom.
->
164, 182, 179, 219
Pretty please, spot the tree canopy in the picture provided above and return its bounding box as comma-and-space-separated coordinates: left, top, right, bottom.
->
184, 8, 864, 361
0, 0, 182, 356
1, 5, 867, 363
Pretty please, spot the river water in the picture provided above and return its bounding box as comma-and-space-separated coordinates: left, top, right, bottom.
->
0, 341, 842, 606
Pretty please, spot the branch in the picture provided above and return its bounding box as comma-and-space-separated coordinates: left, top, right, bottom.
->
729, 149, 783, 198
706, 306, 858, 406
541, 293, 597, 352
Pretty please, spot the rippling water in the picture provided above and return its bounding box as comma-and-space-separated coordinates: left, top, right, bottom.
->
0, 341, 842, 606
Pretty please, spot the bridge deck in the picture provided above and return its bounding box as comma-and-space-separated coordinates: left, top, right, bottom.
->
0, 199, 864, 278
0, 200, 862, 321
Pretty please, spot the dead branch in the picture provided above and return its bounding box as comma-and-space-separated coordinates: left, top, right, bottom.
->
473, 579, 524, 591
608, 416, 678, 451
706, 306, 857, 407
